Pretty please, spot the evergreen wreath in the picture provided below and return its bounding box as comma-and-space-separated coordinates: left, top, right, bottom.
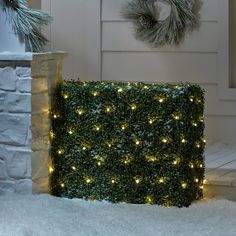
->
121, 0, 200, 47
1, 0, 52, 52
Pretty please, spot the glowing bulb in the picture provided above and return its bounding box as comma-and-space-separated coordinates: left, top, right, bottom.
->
190, 164, 194, 169
131, 105, 137, 110
189, 96, 194, 102
108, 143, 112, 148
182, 182, 187, 189
146, 196, 152, 204
49, 166, 54, 173
144, 85, 149, 89
135, 140, 140, 145
195, 178, 199, 183
86, 178, 92, 184
118, 88, 123, 93
135, 179, 141, 184
97, 161, 101, 166
58, 150, 63, 155
159, 98, 164, 103
192, 122, 198, 127
63, 94, 69, 99
159, 178, 164, 183
200, 185, 204, 189
162, 138, 168, 143
61, 183, 65, 188
181, 139, 187, 143
174, 115, 180, 120
72, 166, 76, 171
53, 114, 58, 119
77, 109, 84, 115
50, 131, 55, 139
203, 138, 207, 143
93, 91, 98, 97
121, 125, 126, 130
106, 107, 111, 113
199, 164, 203, 168
173, 160, 178, 165
82, 146, 87, 151
95, 126, 100, 131
68, 130, 73, 135
111, 179, 116, 184
196, 143, 201, 148
203, 179, 207, 184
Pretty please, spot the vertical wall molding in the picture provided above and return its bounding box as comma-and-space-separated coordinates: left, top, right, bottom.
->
87, 0, 102, 81
218, 0, 236, 100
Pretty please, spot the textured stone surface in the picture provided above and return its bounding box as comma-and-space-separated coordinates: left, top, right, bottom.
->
15, 179, 32, 194
0, 52, 67, 195
17, 77, 32, 93
0, 67, 17, 91
32, 93, 49, 113
0, 181, 15, 194
0, 160, 7, 180
0, 114, 29, 145
32, 78, 48, 94
16, 67, 31, 77
6, 93, 31, 113
5, 147, 31, 179
0, 92, 6, 111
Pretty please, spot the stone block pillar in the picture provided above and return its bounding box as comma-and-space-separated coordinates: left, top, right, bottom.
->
0, 52, 67, 194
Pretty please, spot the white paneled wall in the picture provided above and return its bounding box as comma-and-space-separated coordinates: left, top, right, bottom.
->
42, 0, 236, 144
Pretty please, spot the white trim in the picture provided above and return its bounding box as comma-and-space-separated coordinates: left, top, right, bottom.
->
87, 0, 102, 81
218, 0, 236, 100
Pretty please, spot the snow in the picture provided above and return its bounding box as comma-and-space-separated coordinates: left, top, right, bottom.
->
0, 194, 236, 236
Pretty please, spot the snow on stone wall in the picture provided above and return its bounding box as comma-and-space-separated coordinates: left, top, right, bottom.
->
0, 52, 67, 195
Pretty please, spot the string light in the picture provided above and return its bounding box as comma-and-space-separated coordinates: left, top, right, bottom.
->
82, 146, 87, 151
135, 177, 141, 184
118, 88, 123, 93
105, 107, 111, 113
200, 185, 204, 189
159, 178, 165, 183
189, 96, 194, 102
72, 166, 76, 171
203, 138, 207, 143
192, 122, 198, 127
159, 98, 164, 103
144, 85, 149, 89
111, 179, 116, 184
92, 91, 99, 97
196, 143, 201, 148
195, 178, 199, 183
63, 94, 69, 99
190, 163, 194, 169
131, 104, 137, 111
203, 179, 207, 184
77, 109, 84, 115
146, 156, 157, 162
182, 182, 187, 189
135, 139, 141, 145
95, 125, 101, 131
145, 196, 153, 204
162, 138, 168, 143
97, 161, 102, 166
61, 183, 65, 188
121, 125, 126, 130
50, 131, 55, 140
49, 166, 54, 173
58, 149, 63, 155
85, 177, 92, 184
53, 114, 58, 119
68, 129, 73, 135
181, 138, 187, 144
199, 164, 203, 168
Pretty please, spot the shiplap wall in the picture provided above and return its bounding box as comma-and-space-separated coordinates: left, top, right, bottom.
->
42, 0, 236, 144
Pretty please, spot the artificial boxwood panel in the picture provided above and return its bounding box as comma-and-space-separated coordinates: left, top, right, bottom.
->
50, 81, 205, 207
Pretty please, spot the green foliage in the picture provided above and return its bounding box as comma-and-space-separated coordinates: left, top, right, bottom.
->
121, 0, 200, 47
2, 0, 52, 52
50, 81, 205, 207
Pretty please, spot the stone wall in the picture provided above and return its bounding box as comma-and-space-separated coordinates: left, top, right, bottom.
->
0, 52, 67, 195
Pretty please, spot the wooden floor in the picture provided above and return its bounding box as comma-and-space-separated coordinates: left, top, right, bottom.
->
204, 143, 236, 200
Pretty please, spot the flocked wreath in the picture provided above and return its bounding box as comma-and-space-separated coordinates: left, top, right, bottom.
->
121, 0, 200, 47
1, 0, 52, 52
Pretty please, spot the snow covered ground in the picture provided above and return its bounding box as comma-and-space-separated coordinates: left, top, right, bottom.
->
0, 194, 236, 236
